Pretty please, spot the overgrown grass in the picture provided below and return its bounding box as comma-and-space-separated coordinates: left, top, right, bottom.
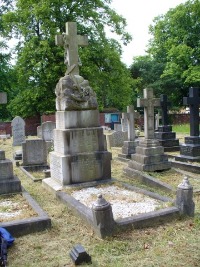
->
1, 137, 200, 267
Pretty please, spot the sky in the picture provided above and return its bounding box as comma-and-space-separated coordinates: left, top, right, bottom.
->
109, 0, 188, 66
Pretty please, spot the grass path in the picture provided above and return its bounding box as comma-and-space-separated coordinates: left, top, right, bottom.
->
1, 135, 200, 267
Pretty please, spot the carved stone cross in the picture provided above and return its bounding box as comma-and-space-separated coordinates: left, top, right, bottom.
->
160, 94, 171, 126
55, 22, 88, 75
137, 88, 160, 139
183, 87, 200, 136
122, 106, 139, 141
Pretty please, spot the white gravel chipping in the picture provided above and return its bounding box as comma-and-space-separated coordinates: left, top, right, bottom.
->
71, 185, 165, 219
0, 200, 22, 219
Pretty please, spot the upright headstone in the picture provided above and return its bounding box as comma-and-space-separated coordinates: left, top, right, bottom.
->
11, 116, 25, 146
106, 130, 128, 149
154, 94, 179, 151
175, 87, 200, 162
41, 121, 56, 141
44, 22, 111, 187
124, 88, 171, 173
121, 114, 128, 132
22, 139, 47, 166
37, 126, 42, 138
155, 112, 161, 130
118, 106, 139, 159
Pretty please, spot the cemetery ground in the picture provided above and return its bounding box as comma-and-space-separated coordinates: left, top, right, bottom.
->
1, 127, 200, 267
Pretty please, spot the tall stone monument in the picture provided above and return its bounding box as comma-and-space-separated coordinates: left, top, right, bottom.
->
154, 94, 179, 151
46, 22, 111, 186
175, 87, 200, 162
124, 88, 171, 173
118, 105, 139, 159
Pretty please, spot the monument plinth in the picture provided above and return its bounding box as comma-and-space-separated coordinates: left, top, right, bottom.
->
175, 87, 200, 162
154, 94, 179, 151
124, 88, 171, 173
47, 22, 111, 186
118, 105, 139, 159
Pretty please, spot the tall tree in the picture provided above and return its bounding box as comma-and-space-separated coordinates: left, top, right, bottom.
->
1, 0, 133, 117
147, 0, 200, 105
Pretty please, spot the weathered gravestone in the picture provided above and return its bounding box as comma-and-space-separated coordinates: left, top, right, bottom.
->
22, 139, 47, 166
41, 121, 56, 141
11, 116, 25, 146
175, 87, 200, 162
37, 126, 42, 138
118, 105, 139, 159
124, 88, 171, 172
106, 131, 128, 149
44, 22, 111, 186
155, 112, 161, 131
154, 94, 179, 151
121, 114, 128, 132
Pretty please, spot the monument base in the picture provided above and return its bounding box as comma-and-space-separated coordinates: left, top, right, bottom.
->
118, 140, 139, 159
0, 176, 21, 194
175, 136, 200, 162
154, 125, 180, 152
124, 139, 171, 172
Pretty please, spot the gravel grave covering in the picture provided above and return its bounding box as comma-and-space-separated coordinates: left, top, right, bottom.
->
71, 185, 167, 219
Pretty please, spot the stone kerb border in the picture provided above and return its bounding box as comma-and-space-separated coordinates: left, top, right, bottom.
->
20, 165, 50, 182
43, 178, 179, 239
0, 188, 51, 237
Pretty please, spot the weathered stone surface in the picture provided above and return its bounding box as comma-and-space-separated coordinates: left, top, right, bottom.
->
11, 116, 25, 146
41, 121, 56, 141
56, 110, 100, 129
22, 139, 47, 166
155, 132, 176, 140
106, 131, 128, 149
55, 74, 98, 111
121, 140, 139, 155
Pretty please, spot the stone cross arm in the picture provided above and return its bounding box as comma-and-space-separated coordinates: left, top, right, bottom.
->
55, 22, 88, 75
137, 98, 160, 108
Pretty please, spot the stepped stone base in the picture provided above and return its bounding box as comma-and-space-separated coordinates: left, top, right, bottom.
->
175, 136, 200, 162
124, 139, 171, 172
118, 140, 139, 159
154, 125, 180, 152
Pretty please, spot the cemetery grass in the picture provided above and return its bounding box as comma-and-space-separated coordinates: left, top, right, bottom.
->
1, 138, 200, 267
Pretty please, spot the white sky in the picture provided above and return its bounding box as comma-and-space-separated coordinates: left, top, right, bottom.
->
110, 0, 188, 66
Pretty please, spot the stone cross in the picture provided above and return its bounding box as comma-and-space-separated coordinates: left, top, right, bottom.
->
183, 87, 200, 136
160, 94, 171, 126
137, 88, 160, 139
55, 22, 88, 75
122, 106, 139, 141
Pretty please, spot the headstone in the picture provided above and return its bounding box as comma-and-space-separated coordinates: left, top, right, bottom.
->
124, 88, 171, 173
22, 139, 47, 166
11, 116, 25, 146
175, 87, 200, 162
41, 121, 56, 141
43, 21, 111, 186
106, 131, 128, 149
0, 150, 21, 194
37, 126, 42, 138
155, 112, 161, 130
121, 114, 128, 132
154, 94, 180, 151
114, 123, 122, 132
118, 106, 139, 159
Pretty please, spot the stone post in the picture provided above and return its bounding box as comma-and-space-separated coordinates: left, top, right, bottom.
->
92, 194, 115, 238
176, 176, 195, 216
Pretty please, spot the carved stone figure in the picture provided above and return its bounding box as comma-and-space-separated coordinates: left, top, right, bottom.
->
55, 74, 98, 111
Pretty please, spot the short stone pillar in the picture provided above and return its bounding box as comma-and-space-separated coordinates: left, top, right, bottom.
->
92, 194, 115, 238
176, 176, 195, 216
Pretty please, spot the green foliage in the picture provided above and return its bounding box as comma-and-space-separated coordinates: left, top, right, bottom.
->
129, 0, 200, 108
1, 0, 132, 117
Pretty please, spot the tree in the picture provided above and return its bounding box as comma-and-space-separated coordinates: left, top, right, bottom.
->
1, 0, 133, 117
147, 0, 200, 105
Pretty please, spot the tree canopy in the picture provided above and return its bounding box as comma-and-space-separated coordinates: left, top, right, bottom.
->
130, 0, 200, 107
0, 0, 133, 118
